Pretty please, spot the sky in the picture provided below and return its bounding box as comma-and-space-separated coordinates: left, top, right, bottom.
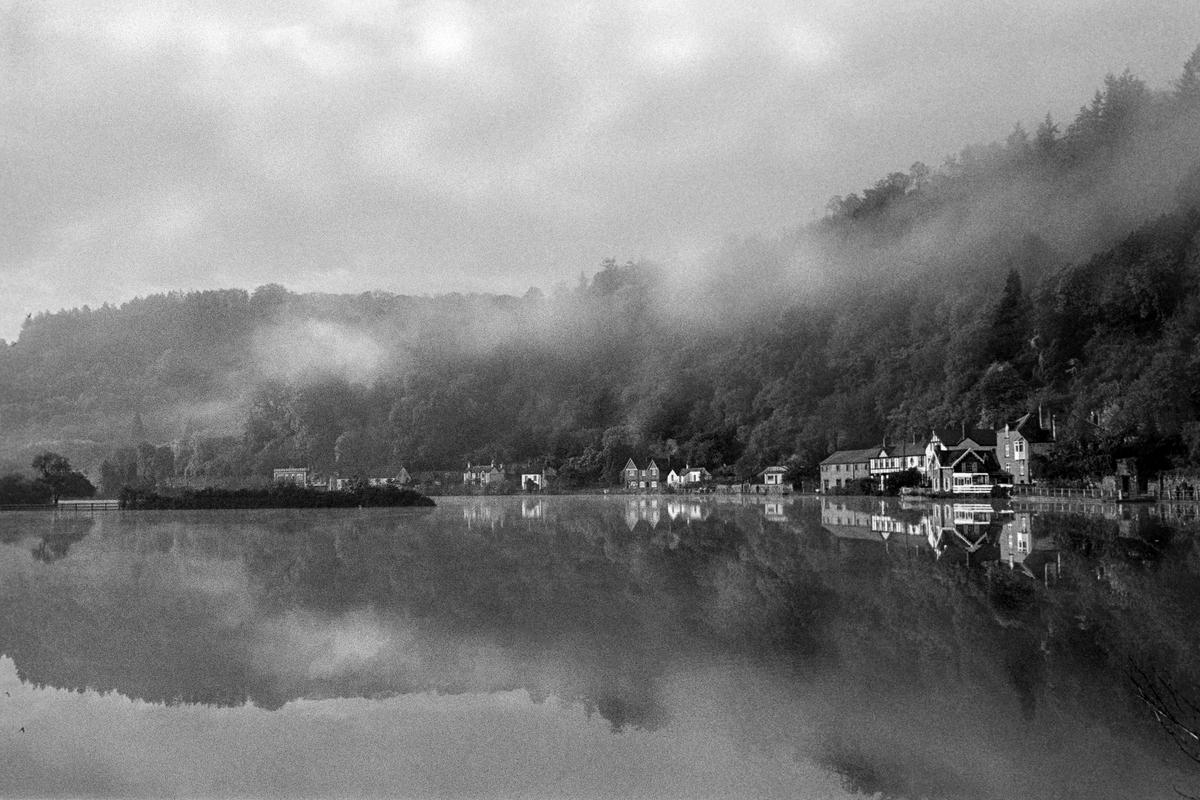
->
2, 0, 1199, 342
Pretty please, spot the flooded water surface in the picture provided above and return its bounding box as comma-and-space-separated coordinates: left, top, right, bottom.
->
1, 495, 1199, 798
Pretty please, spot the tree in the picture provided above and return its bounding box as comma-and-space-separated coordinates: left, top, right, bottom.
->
31, 452, 95, 502
1034, 113, 1059, 156
1175, 44, 1200, 108
130, 412, 146, 442
984, 269, 1031, 368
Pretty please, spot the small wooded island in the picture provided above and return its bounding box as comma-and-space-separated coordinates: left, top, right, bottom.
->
119, 484, 436, 510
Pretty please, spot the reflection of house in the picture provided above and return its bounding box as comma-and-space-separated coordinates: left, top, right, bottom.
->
763, 502, 787, 522
667, 501, 710, 522
998, 512, 1060, 581
929, 448, 1004, 495
819, 498, 876, 539
923, 501, 1004, 563
623, 459, 661, 490
819, 448, 876, 493
870, 512, 923, 538
463, 502, 506, 529
464, 462, 505, 487
624, 497, 664, 530
521, 499, 545, 519
272, 467, 310, 486
996, 412, 1055, 485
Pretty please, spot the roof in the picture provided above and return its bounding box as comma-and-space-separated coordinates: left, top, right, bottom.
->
936, 448, 1001, 471
961, 429, 997, 447
930, 428, 960, 446
1007, 412, 1055, 443
819, 447, 880, 466
759, 466, 789, 474
879, 442, 925, 458
930, 427, 996, 449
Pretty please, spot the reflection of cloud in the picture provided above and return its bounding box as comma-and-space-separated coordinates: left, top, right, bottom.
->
252, 610, 409, 681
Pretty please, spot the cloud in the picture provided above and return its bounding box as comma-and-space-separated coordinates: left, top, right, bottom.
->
2, 0, 1200, 340
253, 318, 389, 384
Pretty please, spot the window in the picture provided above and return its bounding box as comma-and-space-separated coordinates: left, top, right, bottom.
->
1015, 439, 1026, 459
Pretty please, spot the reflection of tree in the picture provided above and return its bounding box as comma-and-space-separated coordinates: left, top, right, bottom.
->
30, 517, 95, 563
820, 743, 973, 800
1129, 661, 1200, 766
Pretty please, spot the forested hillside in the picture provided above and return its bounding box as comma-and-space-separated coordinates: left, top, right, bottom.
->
3, 49, 1200, 488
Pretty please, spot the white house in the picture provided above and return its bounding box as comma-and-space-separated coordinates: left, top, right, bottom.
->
273, 467, 310, 487
759, 466, 789, 486
520, 472, 546, 491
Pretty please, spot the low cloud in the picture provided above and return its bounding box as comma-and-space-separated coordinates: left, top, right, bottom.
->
253, 319, 389, 384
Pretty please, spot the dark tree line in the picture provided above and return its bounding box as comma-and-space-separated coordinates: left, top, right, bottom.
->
0, 452, 94, 505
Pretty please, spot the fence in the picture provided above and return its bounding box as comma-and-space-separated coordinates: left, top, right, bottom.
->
1010, 485, 1122, 500
56, 499, 121, 511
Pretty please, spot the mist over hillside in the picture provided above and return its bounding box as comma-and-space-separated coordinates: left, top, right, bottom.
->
3, 50, 1200, 486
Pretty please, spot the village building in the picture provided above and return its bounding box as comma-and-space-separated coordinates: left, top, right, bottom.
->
272, 467, 310, 487
759, 466, 789, 486
520, 472, 547, 491
665, 469, 683, 489
923, 426, 994, 470
678, 465, 713, 490
868, 442, 926, 490
996, 412, 1055, 485
622, 459, 661, 490
463, 462, 506, 487
819, 447, 877, 493
928, 447, 1006, 495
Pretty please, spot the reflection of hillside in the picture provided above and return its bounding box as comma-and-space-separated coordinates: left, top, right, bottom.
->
0, 505, 823, 730
2, 498, 1200, 790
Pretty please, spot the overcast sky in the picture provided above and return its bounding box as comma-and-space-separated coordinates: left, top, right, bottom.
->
2, 0, 1198, 341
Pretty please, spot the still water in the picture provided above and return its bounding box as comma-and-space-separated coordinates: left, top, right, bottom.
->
1, 495, 1198, 798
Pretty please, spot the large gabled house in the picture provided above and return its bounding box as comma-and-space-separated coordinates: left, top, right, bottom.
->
623, 459, 662, 490
928, 447, 1007, 495
996, 412, 1055, 485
